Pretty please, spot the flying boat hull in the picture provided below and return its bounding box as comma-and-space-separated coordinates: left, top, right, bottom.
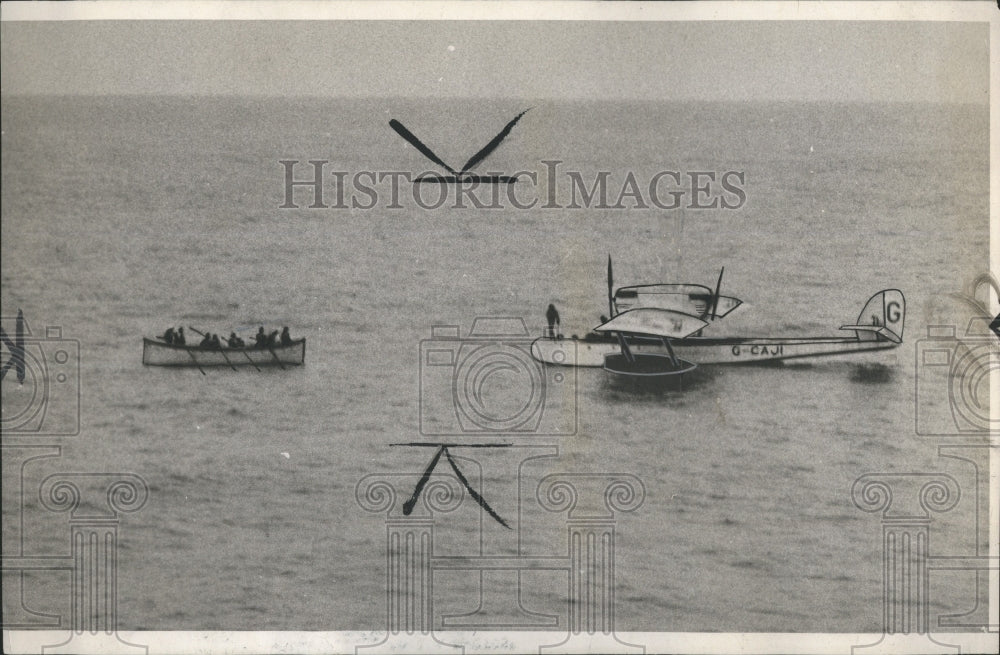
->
603, 352, 697, 377
532, 334, 899, 368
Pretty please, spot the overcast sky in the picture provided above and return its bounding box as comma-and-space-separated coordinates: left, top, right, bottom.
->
0, 19, 988, 102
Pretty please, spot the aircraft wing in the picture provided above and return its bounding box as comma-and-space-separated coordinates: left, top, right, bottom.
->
699, 294, 743, 317
594, 308, 708, 339
614, 285, 742, 318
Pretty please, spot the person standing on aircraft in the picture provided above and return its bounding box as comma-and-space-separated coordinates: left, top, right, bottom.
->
546, 304, 561, 338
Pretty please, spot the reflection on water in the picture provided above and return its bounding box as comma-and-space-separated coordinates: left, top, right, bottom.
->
599, 365, 717, 400
850, 363, 896, 384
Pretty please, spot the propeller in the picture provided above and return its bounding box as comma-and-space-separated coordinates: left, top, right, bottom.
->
606, 255, 634, 362
398, 444, 512, 529
388, 119, 456, 174
389, 109, 530, 177
460, 108, 531, 174
402, 445, 446, 516
710, 266, 724, 320
607, 254, 615, 318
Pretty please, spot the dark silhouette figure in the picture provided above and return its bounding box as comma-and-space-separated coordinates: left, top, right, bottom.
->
175, 327, 186, 345
280, 327, 292, 346
255, 327, 267, 348
161, 327, 176, 344
546, 303, 561, 338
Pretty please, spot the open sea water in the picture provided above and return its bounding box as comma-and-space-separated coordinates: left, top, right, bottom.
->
0, 96, 990, 632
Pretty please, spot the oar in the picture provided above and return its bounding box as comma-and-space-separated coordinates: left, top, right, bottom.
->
181, 327, 212, 374
217, 345, 237, 372
220, 334, 260, 372
190, 328, 238, 371
185, 351, 206, 375
267, 344, 286, 370
183, 347, 206, 375
245, 328, 286, 369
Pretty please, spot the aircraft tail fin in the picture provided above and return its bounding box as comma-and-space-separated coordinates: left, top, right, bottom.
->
839, 289, 905, 343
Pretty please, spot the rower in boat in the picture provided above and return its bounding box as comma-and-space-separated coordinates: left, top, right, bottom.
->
280, 326, 292, 346
199, 333, 213, 348
175, 327, 186, 345
254, 327, 267, 348
228, 331, 245, 348
268, 330, 279, 346
160, 327, 176, 344
143, 330, 306, 367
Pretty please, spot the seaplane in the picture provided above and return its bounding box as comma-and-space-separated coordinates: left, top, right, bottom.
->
388, 109, 529, 184
531, 257, 905, 378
